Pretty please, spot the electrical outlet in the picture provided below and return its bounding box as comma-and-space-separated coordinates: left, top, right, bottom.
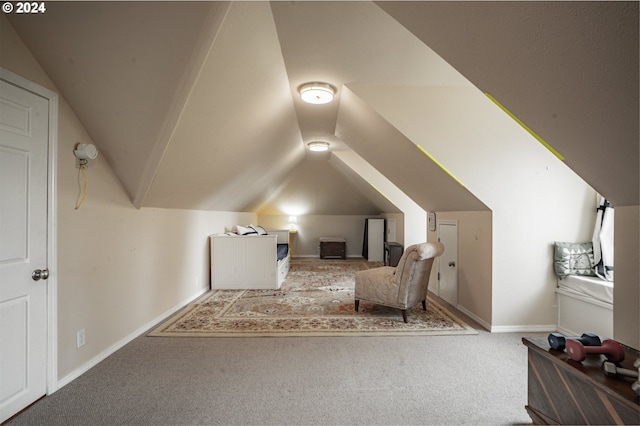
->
76, 329, 86, 348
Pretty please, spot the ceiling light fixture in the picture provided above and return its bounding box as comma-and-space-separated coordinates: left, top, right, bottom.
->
299, 82, 335, 104
308, 141, 330, 152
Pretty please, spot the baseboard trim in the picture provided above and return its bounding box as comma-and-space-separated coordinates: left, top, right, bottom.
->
490, 324, 557, 333
55, 288, 208, 391
293, 255, 367, 259
556, 325, 576, 336
455, 304, 556, 333
456, 304, 491, 331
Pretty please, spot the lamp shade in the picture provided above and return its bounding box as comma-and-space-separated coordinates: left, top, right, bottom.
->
288, 216, 297, 231
74, 143, 98, 160
299, 82, 335, 104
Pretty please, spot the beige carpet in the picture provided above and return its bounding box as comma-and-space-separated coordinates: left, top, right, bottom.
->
149, 259, 477, 337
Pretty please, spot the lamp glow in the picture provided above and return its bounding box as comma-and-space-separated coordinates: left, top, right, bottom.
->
299, 82, 335, 104
308, 141, 330, 152
288, 216, 298, 231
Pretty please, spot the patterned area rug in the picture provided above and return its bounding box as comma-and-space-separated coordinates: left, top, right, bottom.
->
149, 259, 477, 337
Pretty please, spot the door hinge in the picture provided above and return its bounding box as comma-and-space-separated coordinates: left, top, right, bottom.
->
437, 272, 440, 280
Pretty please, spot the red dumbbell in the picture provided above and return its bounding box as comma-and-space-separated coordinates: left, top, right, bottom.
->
565, 339, 625, 363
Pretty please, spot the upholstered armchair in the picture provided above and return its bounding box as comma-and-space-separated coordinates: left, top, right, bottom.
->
354, 242, 445, 323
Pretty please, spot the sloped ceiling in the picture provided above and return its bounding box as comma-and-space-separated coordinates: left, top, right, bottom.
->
269, 0, 473, 143
256, 154, 398, 216
377, 1, 639, 206
336, 86, 487, 212
6, 1, 215, 201
6, 1, 638, 214
142, 2, 305, 211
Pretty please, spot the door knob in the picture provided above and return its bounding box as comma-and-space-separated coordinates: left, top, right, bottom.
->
32, 268, 49, 281
448, 261, 456, 267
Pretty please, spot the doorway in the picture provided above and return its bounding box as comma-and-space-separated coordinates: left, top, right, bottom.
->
437, 221, 458, 307
0, 69, 58, 423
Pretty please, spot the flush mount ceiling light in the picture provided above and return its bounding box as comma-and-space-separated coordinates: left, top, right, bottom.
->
299, 82, 335, 104
308, 141, 330, 152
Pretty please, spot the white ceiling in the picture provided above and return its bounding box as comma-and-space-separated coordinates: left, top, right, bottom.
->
7, 1, 638, 214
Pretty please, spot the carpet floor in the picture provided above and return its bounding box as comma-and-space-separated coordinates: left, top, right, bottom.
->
149, 259, 477, 337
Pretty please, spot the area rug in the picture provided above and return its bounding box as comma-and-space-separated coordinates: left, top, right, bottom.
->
149, 259, 477, 337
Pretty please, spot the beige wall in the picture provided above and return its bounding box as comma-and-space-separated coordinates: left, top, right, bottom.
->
428, 211, 493, 328
332, 150, 427, 247
614, 206, 640, 349
2, 15, 255, 382
259, 213, 407, 260
258, 214, 382, 258
354, 85, 597, 330
381, 213, 404, 246
3, 6, 638, 393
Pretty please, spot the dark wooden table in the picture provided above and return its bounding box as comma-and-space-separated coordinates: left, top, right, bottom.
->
319, 238, 346, 259
384, 242, 403, 266
522, 336, 639, 424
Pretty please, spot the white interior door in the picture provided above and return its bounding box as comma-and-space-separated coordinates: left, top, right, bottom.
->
438, 221, 458, 306
0, 78, 49, 423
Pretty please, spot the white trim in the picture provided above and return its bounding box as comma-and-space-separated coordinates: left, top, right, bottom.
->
436, 219, 458, 227
556, 287, 613, 310
455, 304, 491, 331
556, 325, 576, 337
455, 303, 556, 333
0, 68, 59, 395
289, 254, 365, 259
555, 287, 613, 339
57, 288, 207, 389
490, 324, 557, 333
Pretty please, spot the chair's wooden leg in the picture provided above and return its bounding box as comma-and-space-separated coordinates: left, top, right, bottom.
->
422, 300, 427, 311
401, 309, 408, 323
355, 299, 359, 312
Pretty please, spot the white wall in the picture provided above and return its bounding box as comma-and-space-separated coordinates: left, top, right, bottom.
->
333, 150, 427, 247
430, 211, 493, 329
259, 214, 379, 258
57, 103, 256, 380
381, 213, 404, 246
2, 16, 256, 382
352, 84, 596, 330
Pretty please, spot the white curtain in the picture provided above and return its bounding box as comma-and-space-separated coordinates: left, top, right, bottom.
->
592, 195, 614, 281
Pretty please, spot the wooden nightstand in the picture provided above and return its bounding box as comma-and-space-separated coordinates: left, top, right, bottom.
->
319, 237, 346, 259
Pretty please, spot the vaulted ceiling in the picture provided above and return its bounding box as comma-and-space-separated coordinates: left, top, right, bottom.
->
6, 1, 638, 214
